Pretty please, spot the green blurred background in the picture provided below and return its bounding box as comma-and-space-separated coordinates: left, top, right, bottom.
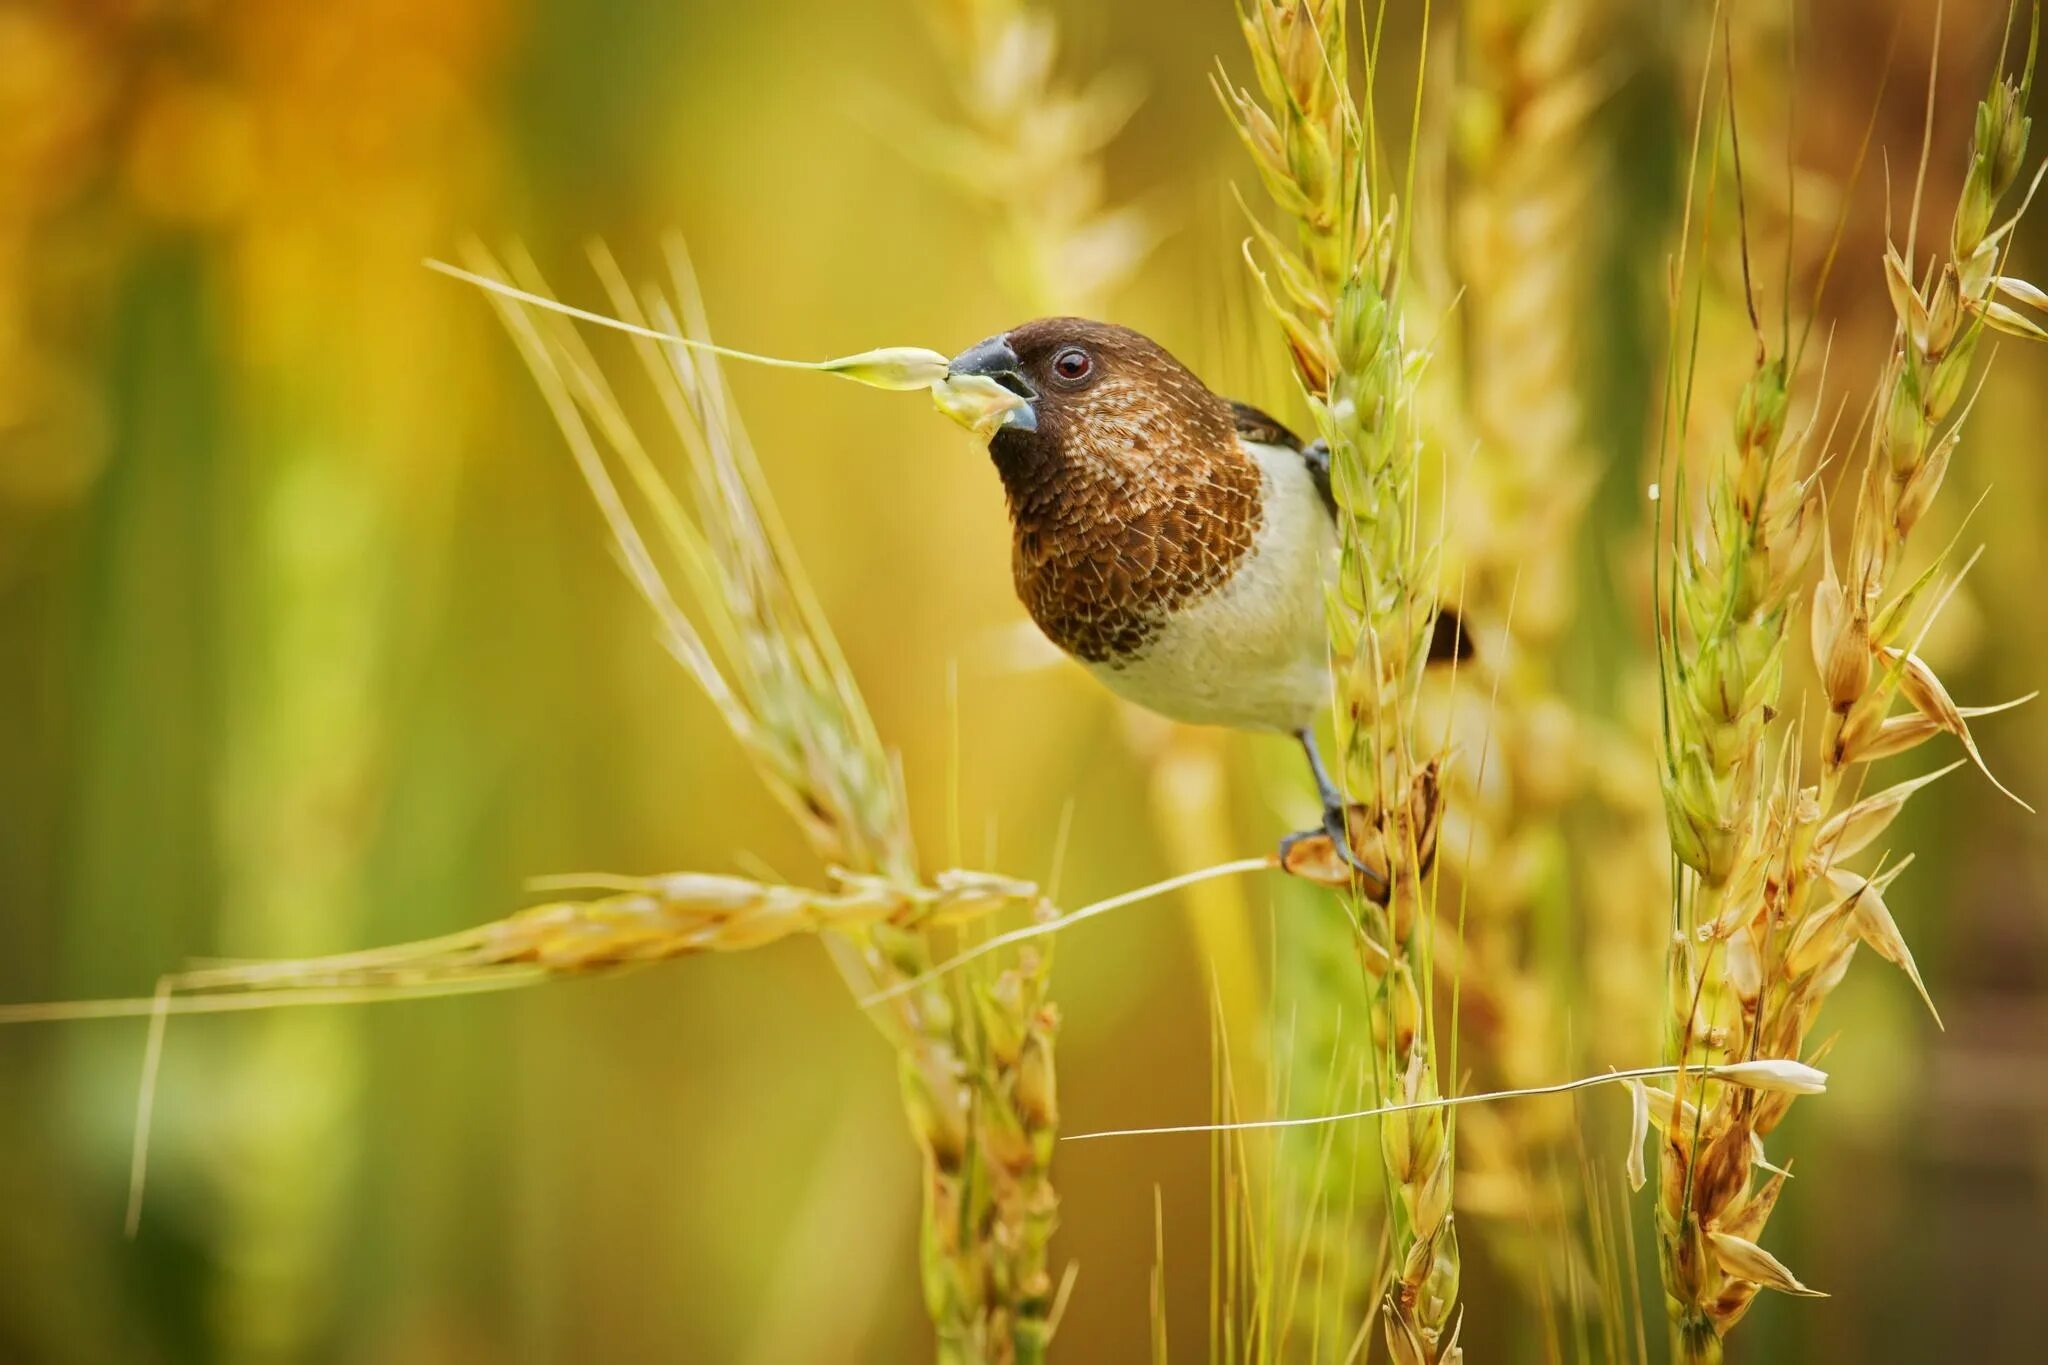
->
1, 1, 2044, 1361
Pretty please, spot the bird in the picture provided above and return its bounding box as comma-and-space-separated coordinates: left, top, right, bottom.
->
945, 316, 1464, 889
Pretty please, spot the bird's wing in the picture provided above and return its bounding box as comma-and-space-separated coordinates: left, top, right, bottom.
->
1228, 401, 1335, 516
1229, 399, 1471, 664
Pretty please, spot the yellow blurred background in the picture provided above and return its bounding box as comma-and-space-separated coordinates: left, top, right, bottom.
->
2, 1, 2044, 1361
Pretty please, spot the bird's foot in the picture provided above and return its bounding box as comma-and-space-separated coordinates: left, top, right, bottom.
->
1277, 803, 1388, 899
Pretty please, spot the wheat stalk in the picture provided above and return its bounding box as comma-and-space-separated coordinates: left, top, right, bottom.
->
1654, 20, 2043, 1361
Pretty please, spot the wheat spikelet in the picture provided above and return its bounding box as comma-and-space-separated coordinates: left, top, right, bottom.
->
1223, 4, 1463, 1357
1654, 25, 2042, 1361
1650, 250, 1827, 1365
474, 245, 1078, 1365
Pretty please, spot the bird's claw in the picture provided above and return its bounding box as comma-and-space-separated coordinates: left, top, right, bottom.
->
1323, 804, 1387, 893
1285, 728, 1387, 896
1277, 805, 1388, 898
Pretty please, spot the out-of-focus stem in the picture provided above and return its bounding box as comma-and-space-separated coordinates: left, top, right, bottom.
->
1434, 0, 1617, 1299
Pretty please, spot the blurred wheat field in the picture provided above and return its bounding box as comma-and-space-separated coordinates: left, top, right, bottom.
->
3, 2, 2047, 1363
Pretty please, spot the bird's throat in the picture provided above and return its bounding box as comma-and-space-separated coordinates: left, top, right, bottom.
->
988, 427, 1066, 518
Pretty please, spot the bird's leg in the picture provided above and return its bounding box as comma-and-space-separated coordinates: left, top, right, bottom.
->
1301, 438, 1332, 479
1282, 728, 1387, 896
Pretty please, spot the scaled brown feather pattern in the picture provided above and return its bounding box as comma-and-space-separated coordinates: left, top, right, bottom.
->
990, 319, 1265, 663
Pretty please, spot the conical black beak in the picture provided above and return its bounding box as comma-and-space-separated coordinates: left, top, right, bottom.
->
948, 335, 1038, 433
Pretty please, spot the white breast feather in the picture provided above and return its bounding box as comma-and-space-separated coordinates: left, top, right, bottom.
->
1083, 441, 1335, 733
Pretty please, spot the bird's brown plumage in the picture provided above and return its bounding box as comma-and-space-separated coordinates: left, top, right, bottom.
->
987, 319, 1265, 663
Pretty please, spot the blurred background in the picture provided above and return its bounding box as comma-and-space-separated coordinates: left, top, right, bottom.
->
1, 1, 2043, 1361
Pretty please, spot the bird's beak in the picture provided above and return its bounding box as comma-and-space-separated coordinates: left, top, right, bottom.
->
946, 335, 1038, 434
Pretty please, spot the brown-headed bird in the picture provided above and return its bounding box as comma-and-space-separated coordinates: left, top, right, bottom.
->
947, 317, 1463, 887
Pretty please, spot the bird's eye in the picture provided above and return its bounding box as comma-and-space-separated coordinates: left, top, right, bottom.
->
1052, 347, 1092, 382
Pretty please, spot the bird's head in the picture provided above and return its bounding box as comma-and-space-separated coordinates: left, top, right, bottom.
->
946, 318, 1232, 504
